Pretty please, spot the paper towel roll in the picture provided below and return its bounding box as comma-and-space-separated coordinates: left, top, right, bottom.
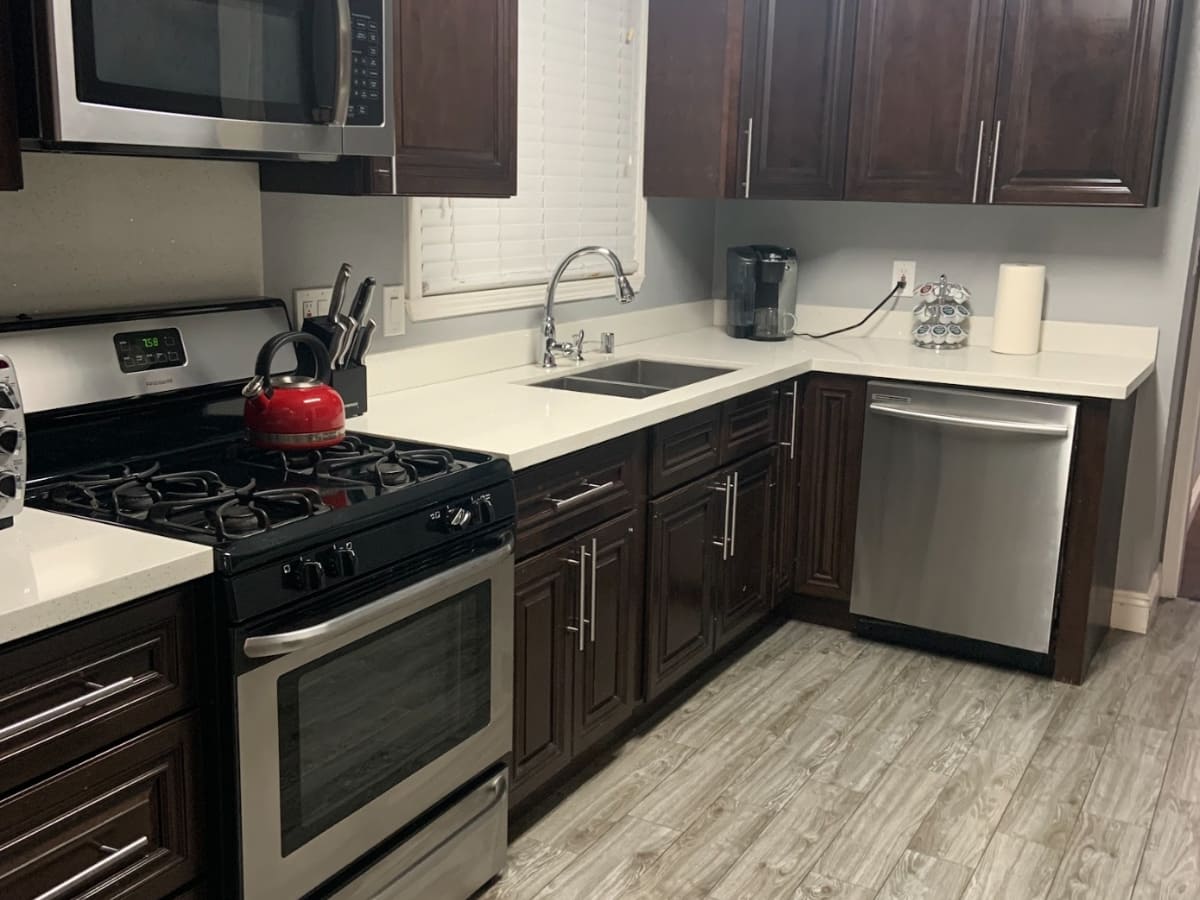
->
992, 264, 1046, 355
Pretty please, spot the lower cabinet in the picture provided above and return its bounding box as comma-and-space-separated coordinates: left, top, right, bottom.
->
511, 509, 643, 805
646, 449, 776, 701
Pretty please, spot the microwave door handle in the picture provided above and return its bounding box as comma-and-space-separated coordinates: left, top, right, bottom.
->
310, 0, 352, 125
243, 533, 515, 659
333, 0, 352, 125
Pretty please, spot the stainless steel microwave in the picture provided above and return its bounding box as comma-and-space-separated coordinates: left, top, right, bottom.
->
13, 0, 394, 160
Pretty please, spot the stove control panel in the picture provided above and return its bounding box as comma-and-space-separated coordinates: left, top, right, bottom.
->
283, 557, 327, 592
113, 328, 187, 374
0, 355, 24, 529
430, 493, 497, 534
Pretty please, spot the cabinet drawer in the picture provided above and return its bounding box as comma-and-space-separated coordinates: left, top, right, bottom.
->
516, 434, 647, 559
650, 404, 723, 496
0, 714, 203, 900
0, 586, 199, 796
721, 387, 778, 464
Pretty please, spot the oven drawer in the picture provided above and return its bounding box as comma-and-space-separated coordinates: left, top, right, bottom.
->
0, 585, 199, 796
0, 714, 204, 900
515, 433, 646, 558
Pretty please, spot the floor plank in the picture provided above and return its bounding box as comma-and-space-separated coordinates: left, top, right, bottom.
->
1132, 795, 1200, 900
874, 849, 971, 900
480, 836, 577, 900
1047, 813, 1148, 900
530, 816, 679, 900
894, 677, 1011, 776
998, 736, 1105, 851
962, 832, 1060, 900
1084, 722, 1173, 827
792, 871, 875, 900
973, 673, 1065, 759
1161, 727, 1200, 804
722, 711, 852, 811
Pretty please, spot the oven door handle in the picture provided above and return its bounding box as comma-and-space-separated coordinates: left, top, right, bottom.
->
243, 533, 515, 660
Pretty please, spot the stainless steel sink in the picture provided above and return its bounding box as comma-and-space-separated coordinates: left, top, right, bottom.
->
531, 359, 734, 399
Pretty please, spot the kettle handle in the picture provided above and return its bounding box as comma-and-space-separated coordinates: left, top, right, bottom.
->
255, 332, 333, 388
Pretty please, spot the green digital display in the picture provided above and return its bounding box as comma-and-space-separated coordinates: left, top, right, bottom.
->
142, 337, 160, 349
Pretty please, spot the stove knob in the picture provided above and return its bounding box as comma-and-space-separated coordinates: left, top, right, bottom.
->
0, 428, 19, 455
0, 385, 16, 410
323, 544, 359, 577
447, 507, 473, 531
284, 558, 326, 591
0, 472, 16, 498
472, 496, 496, 524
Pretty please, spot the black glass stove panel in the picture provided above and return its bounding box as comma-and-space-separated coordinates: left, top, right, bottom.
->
114, 327, 186, 373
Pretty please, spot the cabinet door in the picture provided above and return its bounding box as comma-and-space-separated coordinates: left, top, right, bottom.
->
740, 0, 859, 199
794, 375, 866, 601
990, 0, 1178, 207
721, 386, 778, 464
0, 0, 22, 191
845, 0, 1004, 202
775, 379, 801, 598
646, 479, 722, 700
718, 449, 776, 647
644, 0, 747, 197
572, 510, 644, 755
511, 546, 576, 804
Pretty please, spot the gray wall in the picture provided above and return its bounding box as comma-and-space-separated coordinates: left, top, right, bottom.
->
260, 196, 717, 350
715, 4, 1200, 595
0, 154, 263, 315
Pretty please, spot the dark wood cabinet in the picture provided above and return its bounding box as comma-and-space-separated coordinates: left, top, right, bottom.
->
845, 0, 1004, 203
644, 0, 858, 199
511, 546, 574, 805
740, 0, 859, 199
990, 0, 1179, 207
261, 0, 517, 198
0, 0, 23, 191
0, 714, 204, 900
571, 511, 643, 756
794, 375, 866, 603
721, 386, 778, 464
511, 509, 644, 804
650, 405, 724, 496
718, 448, 776, 647
646, 478, 722, 700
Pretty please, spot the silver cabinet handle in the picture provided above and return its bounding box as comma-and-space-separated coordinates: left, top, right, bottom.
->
869, 402, 1070, 437
972, 120, 985, 204
333, 0, 353, 126
590, 537, 598, 643
724, 472, 734, 556
548, 480, 617, 512
0, 675, 136, 742
565, 544, 588, 652
712, 476, 732, 559
780, 383, 799, 460
744, 118, 755, 199
34, 836, 150, 900
989, 120, 1002, 204
245, 535, 514, 658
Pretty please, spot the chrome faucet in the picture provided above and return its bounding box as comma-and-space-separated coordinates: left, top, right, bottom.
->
541, 246, 636, 368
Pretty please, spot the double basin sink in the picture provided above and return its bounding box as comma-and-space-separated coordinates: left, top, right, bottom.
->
532, 359, 734, 400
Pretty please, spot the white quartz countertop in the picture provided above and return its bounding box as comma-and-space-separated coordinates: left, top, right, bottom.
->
358, 326, 1155, 471
0, 509, 212, 645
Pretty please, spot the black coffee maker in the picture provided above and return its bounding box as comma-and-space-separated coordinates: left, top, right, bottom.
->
726, 245, 799, 341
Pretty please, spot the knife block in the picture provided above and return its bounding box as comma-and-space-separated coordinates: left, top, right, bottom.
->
332, 365, 368, 418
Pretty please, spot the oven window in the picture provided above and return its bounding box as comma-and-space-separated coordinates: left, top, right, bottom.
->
73, 0, 314, 123
276, 581, 492, 855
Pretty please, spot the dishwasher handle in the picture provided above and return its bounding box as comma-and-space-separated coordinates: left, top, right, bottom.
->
868, 402, 1071, 437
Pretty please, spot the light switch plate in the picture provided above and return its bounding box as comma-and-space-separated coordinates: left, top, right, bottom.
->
383, 285, 405, 336
293, 287, 333, 325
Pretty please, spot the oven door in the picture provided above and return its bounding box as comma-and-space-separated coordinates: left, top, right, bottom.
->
43, 0, 392, 158
234, 532, 514, 900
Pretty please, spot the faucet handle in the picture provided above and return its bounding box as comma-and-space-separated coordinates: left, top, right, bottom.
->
571, 329, 585, 362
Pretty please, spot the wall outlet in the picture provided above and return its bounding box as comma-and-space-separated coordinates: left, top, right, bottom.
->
892, 261, 916, 298
382, 284, 405, 337
293, 287, 333, 324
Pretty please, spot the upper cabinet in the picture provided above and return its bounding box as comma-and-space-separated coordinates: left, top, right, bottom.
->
990, 0, 1178, 207
645, 0, 1182, 207
0, 0, 22, 192
262, 0, 517, 198
740, 0, 858, 199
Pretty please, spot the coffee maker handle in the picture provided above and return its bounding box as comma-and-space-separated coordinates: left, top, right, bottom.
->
782, 312, 797, 334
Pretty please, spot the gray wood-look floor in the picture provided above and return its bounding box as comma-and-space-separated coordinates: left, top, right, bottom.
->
483, 599, 1200, 900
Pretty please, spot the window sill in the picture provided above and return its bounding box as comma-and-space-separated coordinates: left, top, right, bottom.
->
406, 273, 647, 323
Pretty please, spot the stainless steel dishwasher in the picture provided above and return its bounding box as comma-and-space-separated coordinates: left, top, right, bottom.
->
851, 381, 1077, 661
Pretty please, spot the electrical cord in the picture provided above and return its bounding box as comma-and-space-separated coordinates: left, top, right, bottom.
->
796, 280, 906, 340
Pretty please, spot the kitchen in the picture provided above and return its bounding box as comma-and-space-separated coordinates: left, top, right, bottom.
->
0, 1, 1198, 899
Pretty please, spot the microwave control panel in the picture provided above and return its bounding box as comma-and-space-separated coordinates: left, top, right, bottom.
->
348, 1, 385, 126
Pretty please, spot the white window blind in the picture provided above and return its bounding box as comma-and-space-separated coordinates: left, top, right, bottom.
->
415, 0, 642, 298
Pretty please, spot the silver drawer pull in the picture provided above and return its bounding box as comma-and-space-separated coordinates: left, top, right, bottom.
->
35, 835, 150, 900
0, 675, 137, 743
547, 480, 617, 512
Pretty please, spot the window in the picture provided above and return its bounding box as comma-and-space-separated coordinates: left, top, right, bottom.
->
406, 0, 646, 321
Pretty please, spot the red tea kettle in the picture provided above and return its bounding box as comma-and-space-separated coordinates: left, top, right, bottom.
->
242, 332, 346, 450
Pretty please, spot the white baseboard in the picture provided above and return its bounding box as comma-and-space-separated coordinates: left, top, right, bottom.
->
1111, 568, 1161, 634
